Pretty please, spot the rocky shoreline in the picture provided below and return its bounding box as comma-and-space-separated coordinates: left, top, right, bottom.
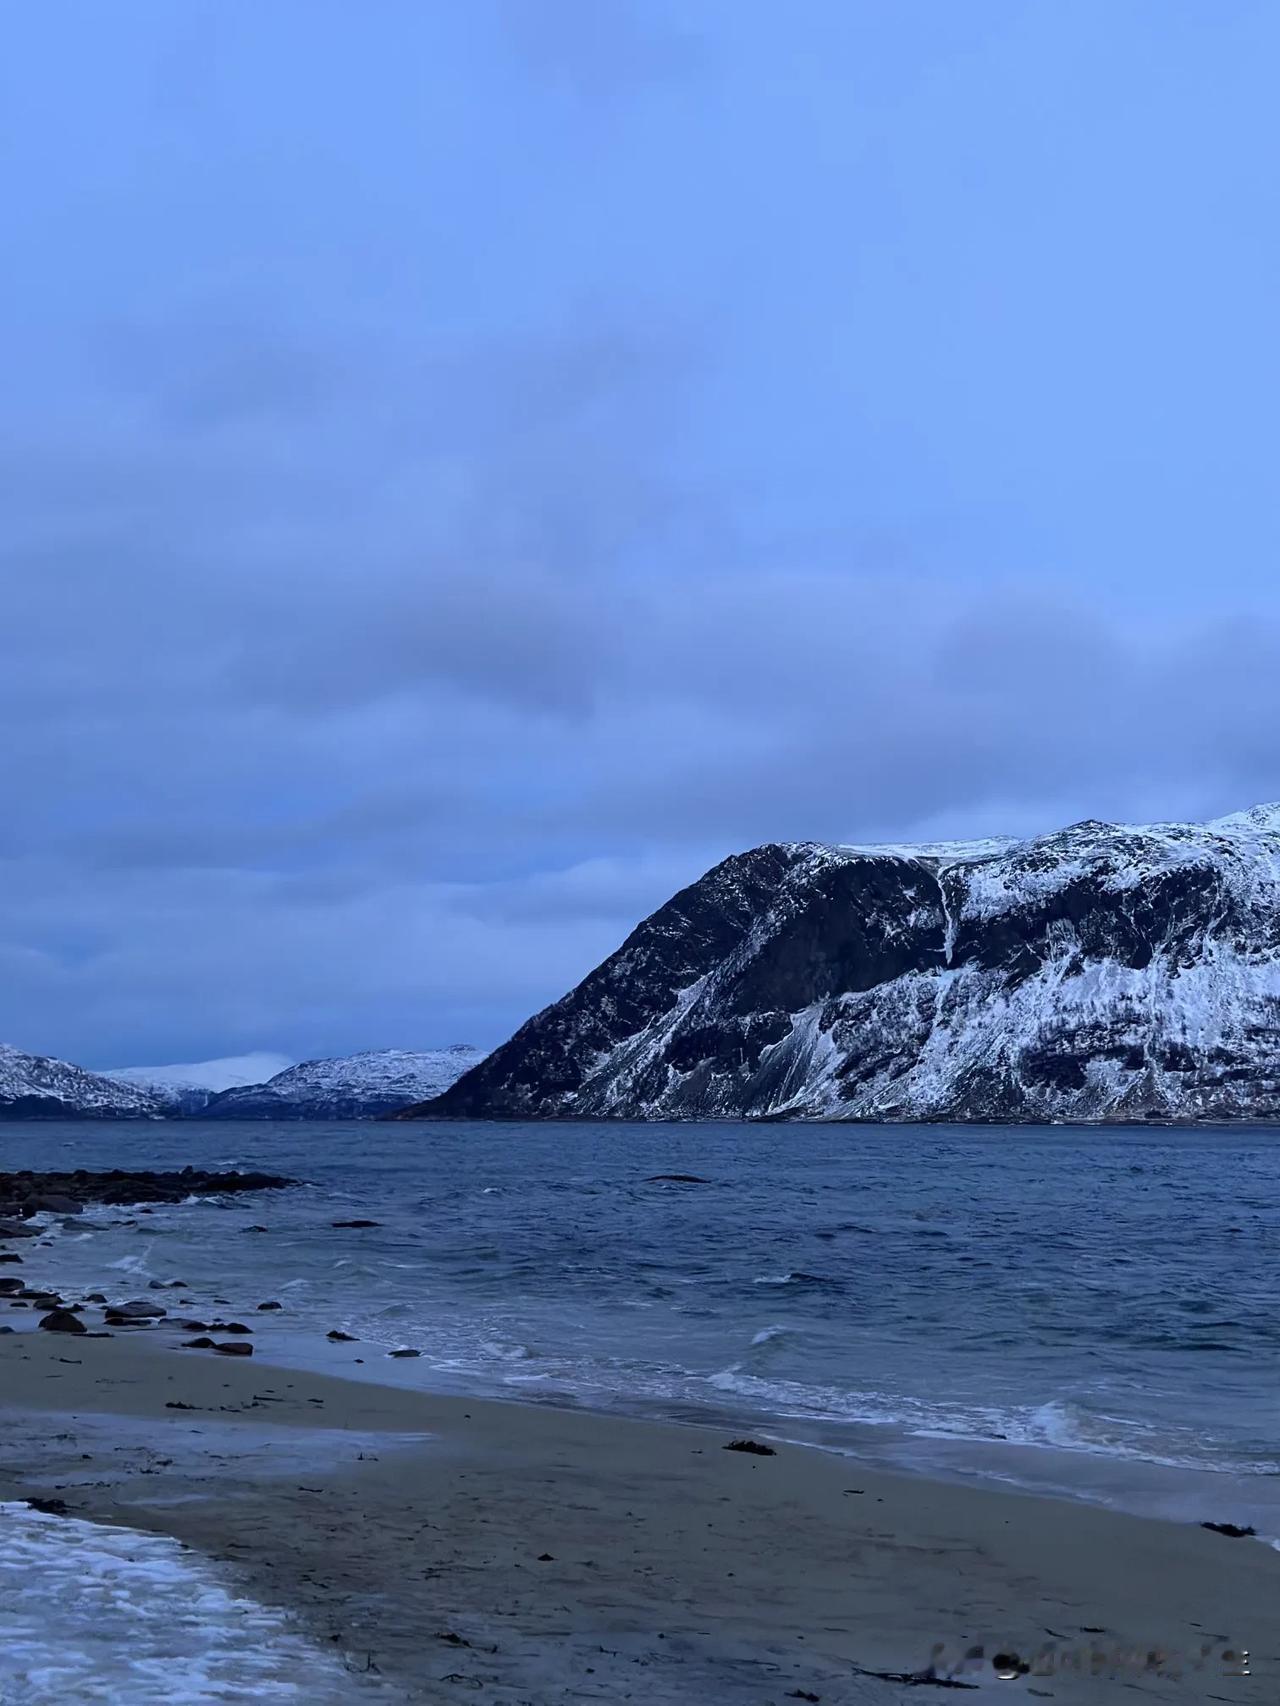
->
0, 1167, 293, 1224
0, 1169, 298, 1354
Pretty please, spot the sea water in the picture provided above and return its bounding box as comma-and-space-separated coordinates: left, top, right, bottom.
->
4, 1118, 1279, 1530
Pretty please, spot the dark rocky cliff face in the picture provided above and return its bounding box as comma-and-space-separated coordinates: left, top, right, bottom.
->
398, 805, 1280, 1123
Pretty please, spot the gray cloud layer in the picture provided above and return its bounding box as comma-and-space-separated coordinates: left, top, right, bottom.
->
3, 1, 1279, 1065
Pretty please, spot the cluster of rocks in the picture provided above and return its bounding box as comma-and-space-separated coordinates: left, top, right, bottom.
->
0, 1175, 436, 1367
4, 1279, 256, 1357
0, 1169, 298, 1359
0, 1168, 294, 1223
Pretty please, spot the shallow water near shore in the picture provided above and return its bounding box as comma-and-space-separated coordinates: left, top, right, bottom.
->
4, 1117, 1279, 1531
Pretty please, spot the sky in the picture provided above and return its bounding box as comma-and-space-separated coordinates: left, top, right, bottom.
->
3, 0, 1280, 1068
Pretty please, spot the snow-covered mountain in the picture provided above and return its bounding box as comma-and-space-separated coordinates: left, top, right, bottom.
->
0, 1044, 166, 1119
105, 1053, 295, 1114
399, 805, 1280, 1124
203, 1046, 485, 1119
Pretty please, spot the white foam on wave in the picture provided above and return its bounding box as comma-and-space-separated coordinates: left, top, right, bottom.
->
750, 1324, 790, 1347
106, 1251, 151, 1275
0, 1503, 386, 1702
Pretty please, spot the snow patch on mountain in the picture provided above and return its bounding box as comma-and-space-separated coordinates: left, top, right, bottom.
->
106, 1053, 295, 1112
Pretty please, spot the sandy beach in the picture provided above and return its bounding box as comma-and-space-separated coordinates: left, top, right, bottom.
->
0, 1323, 1274, 1704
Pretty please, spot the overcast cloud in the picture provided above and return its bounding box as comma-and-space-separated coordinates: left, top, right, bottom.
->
3, 1, 1279, 1066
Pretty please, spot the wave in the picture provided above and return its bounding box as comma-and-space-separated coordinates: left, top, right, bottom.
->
749, 1324, 791, 1348
105, 1252, 151, 1276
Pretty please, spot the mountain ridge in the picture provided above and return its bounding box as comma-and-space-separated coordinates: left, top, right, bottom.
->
398, 804, 1280, 1124
1, 1045, 482, 1120
0, 1044, 167, 1119
203, 1046, 483, 1119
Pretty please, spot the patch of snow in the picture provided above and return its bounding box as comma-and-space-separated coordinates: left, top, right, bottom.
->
0, 1502, 386, 1702
106, 1053, 295, 1095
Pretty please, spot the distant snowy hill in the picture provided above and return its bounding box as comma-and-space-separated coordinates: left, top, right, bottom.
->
106, 1053, 295, 1113
397, 803, 1280, 1124
203, 1047, 484, 1119
0, 1044, 165, 1119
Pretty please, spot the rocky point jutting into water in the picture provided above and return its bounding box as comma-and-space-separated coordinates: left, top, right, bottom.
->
398, 804, 1280, 1124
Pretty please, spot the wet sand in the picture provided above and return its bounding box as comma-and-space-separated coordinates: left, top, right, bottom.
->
0, 1327, 1275, 1703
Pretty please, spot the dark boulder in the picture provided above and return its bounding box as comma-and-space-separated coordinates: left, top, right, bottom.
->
214, 1341, 253, 1356
38, 1309, 87, 1334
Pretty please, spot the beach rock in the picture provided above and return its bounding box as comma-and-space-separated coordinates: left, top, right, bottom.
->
0, 1254, 21, 1263
148, 1278, 188, 1290
0, 1278, 23, 1295
724, 1439, 777, 1456
327, 1329, 357, 1342
33, 1194, 82, 1214
331, 1219, 380, 1229
242, 1226, 269, 1234
82, 1292, 106, 1303
0, 1325, 13, 1334
389, 1348, 421, 1358
177, 1320, 209, 1332
26, 1498, 70, 1517
256, 1300, 283, 1310
115, 1300, 166, 1319
38, 1309, 87, 1334
647, 1174, 711, 1184
207, 1321, 251, 1334
1201, 1521, 1256, 1538
182, 1336, 217, 1349
214, 1340, 253, 1356
0, 1221, 39, 1238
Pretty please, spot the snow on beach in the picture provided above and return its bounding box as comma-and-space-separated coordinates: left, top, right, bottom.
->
0, 1502, 387, 1703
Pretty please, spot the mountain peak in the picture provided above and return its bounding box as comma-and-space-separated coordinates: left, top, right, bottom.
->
398, 804, 1280, 1124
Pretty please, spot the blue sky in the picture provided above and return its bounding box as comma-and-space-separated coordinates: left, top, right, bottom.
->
3, 1, 1279, 1066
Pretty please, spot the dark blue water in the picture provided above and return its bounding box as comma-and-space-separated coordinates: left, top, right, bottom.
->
5, 1119, 1279, 1528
